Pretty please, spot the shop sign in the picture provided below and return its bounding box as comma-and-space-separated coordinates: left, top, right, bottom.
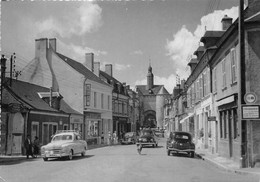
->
242, 105, 260, 119
208, 116, 216, 121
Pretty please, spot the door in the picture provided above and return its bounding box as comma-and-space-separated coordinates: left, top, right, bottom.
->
228, 110, 233, 158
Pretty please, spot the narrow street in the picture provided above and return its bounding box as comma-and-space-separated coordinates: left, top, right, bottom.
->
0, 138, 258, 182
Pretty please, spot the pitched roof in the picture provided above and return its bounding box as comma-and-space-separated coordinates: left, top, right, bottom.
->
3, 79, 80, 115
136, 85, 169, 95
56, 52, 110, 87
100, 70, 129, 96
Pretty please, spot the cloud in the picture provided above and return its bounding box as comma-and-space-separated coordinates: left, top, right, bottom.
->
115, 63, 131, 71
54, 39, 107, 64
35, 2, 102, 38
166, 6, 238, 80
134, 74, 178, 93
131, 50, 143, 55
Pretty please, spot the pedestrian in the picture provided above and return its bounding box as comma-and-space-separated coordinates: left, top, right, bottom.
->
24, 135, 35, 159
101, 132, 104, 144
137, 143, 142, 155
108, 131, 112, 145
33, 136, 40, 157
113, 131, 117, 144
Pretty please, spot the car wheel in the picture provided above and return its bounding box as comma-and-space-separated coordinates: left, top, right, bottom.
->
81, 151, 85, 157
190, 152, 195, 158
156, 143, 158, 147
167, 150, 170, 156
68, 150, 73, 160
43, 157, 48, 161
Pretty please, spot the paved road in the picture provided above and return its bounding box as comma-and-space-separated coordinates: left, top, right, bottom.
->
0, 138, 259, 182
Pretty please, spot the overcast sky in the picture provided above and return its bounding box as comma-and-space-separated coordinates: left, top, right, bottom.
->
1, 0, 239, 93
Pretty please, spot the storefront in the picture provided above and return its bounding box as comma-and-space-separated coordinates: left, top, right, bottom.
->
85, 112, 101, 144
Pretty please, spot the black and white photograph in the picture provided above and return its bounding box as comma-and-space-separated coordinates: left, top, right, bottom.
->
1, 0, 260, 181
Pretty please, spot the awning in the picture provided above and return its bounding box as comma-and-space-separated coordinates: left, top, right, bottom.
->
216, 95, 235, 107
180, 113, 194, 124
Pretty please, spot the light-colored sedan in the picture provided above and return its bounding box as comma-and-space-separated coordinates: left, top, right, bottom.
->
41, 131, 87, 161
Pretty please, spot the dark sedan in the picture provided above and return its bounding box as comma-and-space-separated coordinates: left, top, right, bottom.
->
166, 131, 195, 158
121, 132, 137, 144
137, 129, 158, 148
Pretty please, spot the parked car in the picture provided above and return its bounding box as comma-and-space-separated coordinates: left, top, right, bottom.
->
41, 130, 87, 161
121, 132, 137, 144
166, 131, 195, 158
137, 129, 158, 147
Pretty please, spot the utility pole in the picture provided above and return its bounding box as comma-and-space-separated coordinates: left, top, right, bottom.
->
238, 0, 247, 168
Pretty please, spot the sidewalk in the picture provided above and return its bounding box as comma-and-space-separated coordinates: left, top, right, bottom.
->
0, 143, 111, 164
196, 148, 260, 177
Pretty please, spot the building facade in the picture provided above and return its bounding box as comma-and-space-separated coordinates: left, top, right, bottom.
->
136, 64, 170, 129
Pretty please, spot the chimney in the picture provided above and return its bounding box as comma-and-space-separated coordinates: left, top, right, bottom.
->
85, 53, 94, 72
105, 64, 113, 77
188, 58, 199, 73
94, 62, 100, 76
35, 38, 48, 59
193, 46, 204, 60
221, 15, 232, 31
49, 38, 56, 52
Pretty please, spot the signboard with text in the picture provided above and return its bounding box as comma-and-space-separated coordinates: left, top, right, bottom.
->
242, 105, 260, 120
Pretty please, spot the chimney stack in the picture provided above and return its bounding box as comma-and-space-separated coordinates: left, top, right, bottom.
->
85, 53, 94, 72
35, 38, 48, 59
105, 64, 113, 77
94, 62, 100, 76
221, 15, 233, 31
49, 38, 57, 52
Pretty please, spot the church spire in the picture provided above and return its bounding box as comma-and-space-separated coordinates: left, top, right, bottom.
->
146, 57, 154, 90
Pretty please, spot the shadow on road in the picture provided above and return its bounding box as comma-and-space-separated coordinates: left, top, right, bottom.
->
0, 157, 39, 166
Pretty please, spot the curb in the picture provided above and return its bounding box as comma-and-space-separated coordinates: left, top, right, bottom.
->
196, 153, 260, 177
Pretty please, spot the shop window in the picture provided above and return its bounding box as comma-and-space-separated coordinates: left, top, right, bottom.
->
220, 112, 223, 138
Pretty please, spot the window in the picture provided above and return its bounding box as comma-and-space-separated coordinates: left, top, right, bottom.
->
94, 92, 97, 108
84, 84, 91, 106
230, 48, 237, 83
213, 68, 217, 93
199, 76, 203, 98
220, 111, 223, 138
101, 94, 104, 109
222, 58, 226, 88
196, 80, 200, 101
203, 72, 206, 97
108, 95, 110, 110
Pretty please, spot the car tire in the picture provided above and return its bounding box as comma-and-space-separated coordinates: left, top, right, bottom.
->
190, 152, 195, 158
167, 150, 170, 156
81, 151, 85, 157
43, 157, 48, 161
68, 150, 73, 160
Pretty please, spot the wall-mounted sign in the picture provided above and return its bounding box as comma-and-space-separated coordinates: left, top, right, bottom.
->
242, 105, 260, 119
208, 116, 216, 121
244, 92, 257, 104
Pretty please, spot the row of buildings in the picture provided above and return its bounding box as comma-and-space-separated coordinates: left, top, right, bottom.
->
163, 0, 260, 168
0, 37, 169, 156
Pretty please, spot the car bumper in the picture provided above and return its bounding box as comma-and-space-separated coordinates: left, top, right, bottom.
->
42, 152, 68, 158
168, 147, 195, 153
136, 142, 156, 145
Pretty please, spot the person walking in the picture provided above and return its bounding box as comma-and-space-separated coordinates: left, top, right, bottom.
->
33, 136, 40, 157
24, 135, 35, 159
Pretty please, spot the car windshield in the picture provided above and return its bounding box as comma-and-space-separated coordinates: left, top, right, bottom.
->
174, 134, 190, 141
125, 132, 134, 137
140, 130, 153, 136
52, 134, 73, 141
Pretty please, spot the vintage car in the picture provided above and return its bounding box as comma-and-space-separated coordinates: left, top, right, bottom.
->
121, 132, 137, 145
166, 131, 195, 158
41, 130, 87, 161
136, 129, 158, 147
